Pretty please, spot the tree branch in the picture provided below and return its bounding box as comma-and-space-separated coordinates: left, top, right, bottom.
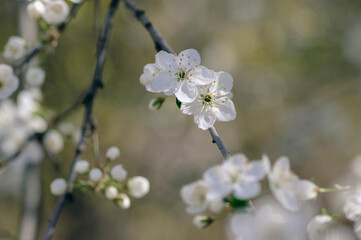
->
43, 0, 121, 239
14, 2, 83, 76
123, 0, 230, 159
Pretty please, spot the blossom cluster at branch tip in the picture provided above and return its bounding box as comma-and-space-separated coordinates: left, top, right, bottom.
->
141, 49, 236, 130
181, 153, 323, 229
27, 0, 70, 25
50, 146, 150, 210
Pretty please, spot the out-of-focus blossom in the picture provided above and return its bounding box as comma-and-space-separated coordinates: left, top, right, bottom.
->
0, 64, 19, 99
106, 146, 120, 161
50, 178, 67, 196
110, 164, 127, 182
27, 1, 45, 19
74, 160, 90, 174
181, 180, 210, 214
127, 176, 150, 198
25, 67, 46, 88
3, 36, 26, 61
89, 168, 103, 182
43, 0, 69, 25
307, 215, 333, 240
105, 186, 118, 200
44, 130, 64, 154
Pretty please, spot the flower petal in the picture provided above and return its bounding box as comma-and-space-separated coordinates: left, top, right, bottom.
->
270, 186, 300, 211
181, 101, 200, 115
189, 66, 214, 85
234, 182, 261, 199
215, 71, 233, 96
214, 98, 236, 122
243, 160, 268, 181
178, 49, 201, 69
140, 63, 156, 86
175, 81, 197, 103
155, 50, 175, 70
297, 180, 318, 201
148, 71, 177, 93
194, 108, 216, 130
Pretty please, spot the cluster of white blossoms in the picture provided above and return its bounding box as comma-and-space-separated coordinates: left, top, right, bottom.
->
181, 153, 321, 229
141, 49, 236, 130
27, 0, 70, 25
50, 146, 150, 209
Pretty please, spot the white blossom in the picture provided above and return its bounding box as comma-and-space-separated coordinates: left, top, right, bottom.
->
307, 215, 333, 240
110, 164, 127, 182
180, 180, 210, 214
209, 199, 225, 214
180, 71, 236, 130
143, 49, 214, 103
204, 154, 268, 201
50, 178, 67, 196
0, 64, 19, 99
3, 36, 26, 61
43, 0, 69, 25
267, 156, 318, 211
106, 146, 120, 161
25, 67, 45, 87
116, 193, 131, 209
27, 1, 45, 19
74, 160, 90, 174
127, 176, 150, 198
343, 186, 361, 222
105, 186, 118, 200
89, 168, 103, 182
192, 215, 212, 229
44, 130, 64, 154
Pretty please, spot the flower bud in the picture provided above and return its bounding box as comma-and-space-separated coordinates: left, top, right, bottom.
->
106, 146, 120, 161
148, 98, 158, 111
297, 180, 318, 201
50, 178, 67, 196
44, 130, 64, 154
105, 186, 118, 200
27, 1, 45, 19
89, 168, 103, 182
127, 176, 150, 198
192, 215, 213, 229
43, 0, 69, 25
110, 164, 127, 182
307, 215, 333, 240
75, 160, 90, 174
209, 199, 225, 214
115, 193, 131, 209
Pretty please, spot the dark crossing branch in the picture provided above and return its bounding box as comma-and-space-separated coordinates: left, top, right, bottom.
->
43, 0, 121, 239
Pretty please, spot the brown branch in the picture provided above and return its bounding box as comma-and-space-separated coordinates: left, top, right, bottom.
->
123, 0, 230, 159
43, 0, 121, 239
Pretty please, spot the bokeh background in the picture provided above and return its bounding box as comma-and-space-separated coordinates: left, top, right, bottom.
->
1, 0, 361, 239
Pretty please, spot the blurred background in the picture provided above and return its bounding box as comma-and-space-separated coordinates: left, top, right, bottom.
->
1, 0, 361, 239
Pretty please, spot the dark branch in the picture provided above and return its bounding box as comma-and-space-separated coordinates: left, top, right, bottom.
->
123, 0, 230, 159
43, 0, 121, 239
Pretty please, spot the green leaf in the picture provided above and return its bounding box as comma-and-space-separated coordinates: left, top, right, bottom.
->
224, 197, 249, 211
176, 98, 182, 109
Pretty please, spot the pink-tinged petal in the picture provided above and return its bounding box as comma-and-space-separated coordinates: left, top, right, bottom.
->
155, 50, 175, 70
175, 81, 197, 103
194, 108, 216, 130
181, 101, 200, 115
189, 66, 214, 85
234, 182, 261, 200
216, 71, 233, 96
214, 98, 236, 122
148, 71, 177, 93
178, 49, 201, 70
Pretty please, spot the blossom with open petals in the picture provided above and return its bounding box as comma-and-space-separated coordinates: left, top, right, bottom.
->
143, 49, 214, 103
180, 71, 236, 130
204, 154, 268, 201
181, 180, 210, 214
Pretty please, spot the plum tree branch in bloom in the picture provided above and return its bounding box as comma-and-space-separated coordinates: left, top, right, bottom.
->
13, 2, 83, 76
43, 0, 121, 239
123, 0, 230, 159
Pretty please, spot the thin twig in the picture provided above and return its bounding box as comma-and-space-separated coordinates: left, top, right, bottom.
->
123, 0, 230, 159
14, 3, 83, 76
43, 0, 121, 239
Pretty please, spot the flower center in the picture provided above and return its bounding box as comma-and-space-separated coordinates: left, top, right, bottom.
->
201, 93, 215, 105
176, 70, 188, 81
